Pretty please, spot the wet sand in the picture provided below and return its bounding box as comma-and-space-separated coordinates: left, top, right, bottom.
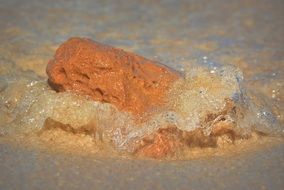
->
0, 0, 284, 189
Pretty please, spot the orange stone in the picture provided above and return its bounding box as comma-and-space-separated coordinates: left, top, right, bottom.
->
137, 127, 183, 159
47, 37, 179, 115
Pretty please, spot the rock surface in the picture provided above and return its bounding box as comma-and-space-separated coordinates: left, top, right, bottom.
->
47, 38, 179, 115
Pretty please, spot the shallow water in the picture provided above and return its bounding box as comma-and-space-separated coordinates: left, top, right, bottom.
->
0, 0, 284, 160
0, 0, 284, 189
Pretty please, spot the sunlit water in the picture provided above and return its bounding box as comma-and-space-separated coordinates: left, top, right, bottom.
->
0, 0, 283, 159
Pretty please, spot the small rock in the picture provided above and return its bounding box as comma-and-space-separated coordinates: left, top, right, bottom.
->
47, 37, 179, 115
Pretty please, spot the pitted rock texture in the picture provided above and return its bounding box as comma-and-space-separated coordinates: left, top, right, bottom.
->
47, 37, 179, 115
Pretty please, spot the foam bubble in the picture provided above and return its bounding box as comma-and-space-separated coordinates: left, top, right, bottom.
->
0, 63, 283, 154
